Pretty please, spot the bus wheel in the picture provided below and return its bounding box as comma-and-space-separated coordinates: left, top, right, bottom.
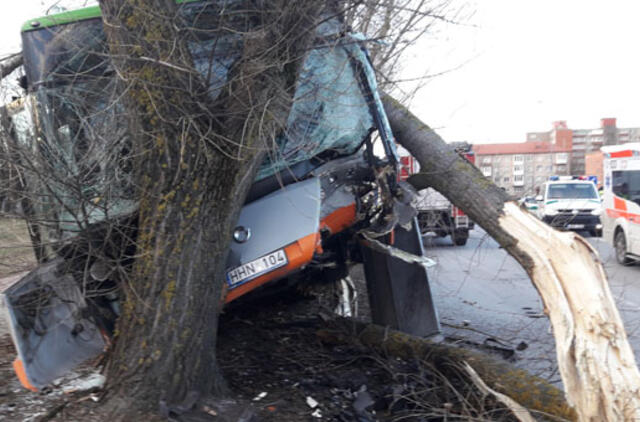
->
615, 230, 632, 265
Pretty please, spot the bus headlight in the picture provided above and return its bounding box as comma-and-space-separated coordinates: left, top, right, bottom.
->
545, 208, 558, 216
591, 208, 602, 216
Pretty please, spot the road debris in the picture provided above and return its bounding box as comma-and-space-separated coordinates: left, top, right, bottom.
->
305, 396, 319, 409
252, 392, 267, 402
61, 373, 105, 394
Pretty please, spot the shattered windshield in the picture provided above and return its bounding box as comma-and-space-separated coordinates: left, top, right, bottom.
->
20, 2, 386, 227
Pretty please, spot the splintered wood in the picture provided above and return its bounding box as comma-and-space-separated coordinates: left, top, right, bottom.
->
499, 202, 640, 420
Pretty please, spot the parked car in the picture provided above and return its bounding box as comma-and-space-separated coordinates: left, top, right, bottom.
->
519, 196, 539, 212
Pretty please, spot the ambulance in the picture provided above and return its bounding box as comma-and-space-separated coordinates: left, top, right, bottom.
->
602, 143, 640, 264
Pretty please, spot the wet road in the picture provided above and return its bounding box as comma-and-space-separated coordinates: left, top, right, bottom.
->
423, 228, 640, 385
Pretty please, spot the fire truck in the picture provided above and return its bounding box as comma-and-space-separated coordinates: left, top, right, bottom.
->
602, 143, 640, 264
398, 145, 474, 246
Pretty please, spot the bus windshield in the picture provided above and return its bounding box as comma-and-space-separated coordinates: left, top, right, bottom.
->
548, 183, 598, 200
20, 1, 385, 184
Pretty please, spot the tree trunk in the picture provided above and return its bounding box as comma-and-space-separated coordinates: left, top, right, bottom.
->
99, 0, 322, 414
0, 53, 22, 80
317, 319, 575, 420
383, 94, 640, 421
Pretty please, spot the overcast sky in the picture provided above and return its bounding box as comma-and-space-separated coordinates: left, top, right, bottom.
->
408, 0, 640, 144
1, 0, 638, 145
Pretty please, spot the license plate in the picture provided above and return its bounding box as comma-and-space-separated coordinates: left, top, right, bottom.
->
567, 224, 584, 229
226, 249, 288, 286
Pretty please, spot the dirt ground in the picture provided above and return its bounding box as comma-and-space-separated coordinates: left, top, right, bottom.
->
0, 219, 546, 421
0, 271, 541, 422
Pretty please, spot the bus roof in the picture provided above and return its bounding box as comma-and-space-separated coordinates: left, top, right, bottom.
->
21, 6, 100, 32
21, 0, 200, 32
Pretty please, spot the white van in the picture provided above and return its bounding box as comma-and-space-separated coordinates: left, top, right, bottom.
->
536, 177, 602, 236
602, 143, 640, 264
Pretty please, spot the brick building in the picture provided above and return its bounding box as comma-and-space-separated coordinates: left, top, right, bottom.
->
585, 151, 604, 188
473, 142, 571, 196
473, 118, 640, 196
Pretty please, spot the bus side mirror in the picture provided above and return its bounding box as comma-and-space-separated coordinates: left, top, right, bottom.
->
535, 195, 543, 202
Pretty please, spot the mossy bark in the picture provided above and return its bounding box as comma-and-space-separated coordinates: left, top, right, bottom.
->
318, 319, 576, 420
99, 0, 323, 414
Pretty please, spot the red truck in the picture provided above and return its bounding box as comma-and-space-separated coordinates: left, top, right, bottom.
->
398, 145, 475, 246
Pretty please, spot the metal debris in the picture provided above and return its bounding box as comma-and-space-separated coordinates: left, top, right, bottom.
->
252, 392, 267, 401
360, 233, 436, 268
334, 276, 358, 317
306, 396, 319, 408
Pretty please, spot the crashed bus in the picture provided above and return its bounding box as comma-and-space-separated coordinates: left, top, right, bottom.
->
2, 2, 440, 391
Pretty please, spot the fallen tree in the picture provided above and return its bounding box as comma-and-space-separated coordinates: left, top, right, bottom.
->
318, 318, 574, 420
383, 94, 640, 421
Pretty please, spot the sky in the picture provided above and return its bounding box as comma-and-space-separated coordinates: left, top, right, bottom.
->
406, 0, 640, 144
1, 0, 639, 145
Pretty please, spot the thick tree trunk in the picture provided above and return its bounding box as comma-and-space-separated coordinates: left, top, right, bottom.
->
383, 94, 640, 421
99, 0, 322, 414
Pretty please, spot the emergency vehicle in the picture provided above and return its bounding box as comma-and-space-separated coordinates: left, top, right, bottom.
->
398, 146, 474, 246
535, 176, 602, 236
602, 143, 640, 264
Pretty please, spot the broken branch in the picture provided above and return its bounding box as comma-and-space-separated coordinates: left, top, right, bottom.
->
382, 93, 640, 421
0, 53, 23, 81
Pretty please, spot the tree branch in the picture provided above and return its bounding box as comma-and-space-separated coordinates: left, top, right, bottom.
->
0, 54, 23, 81
383, 93, 640, 421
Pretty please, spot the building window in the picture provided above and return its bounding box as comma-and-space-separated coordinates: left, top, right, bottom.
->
514, 175, 524, 182
482, 157, 492, 164
481, 166, 492, 176
555, 153, 568, 164
536, 165, 543, 172
526, 155, 533, 161
503, 177, 510, 182
513, 165, 524, 173
514, 155, 524, 163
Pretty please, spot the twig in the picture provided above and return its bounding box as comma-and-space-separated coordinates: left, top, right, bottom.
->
462, 361, 535, 422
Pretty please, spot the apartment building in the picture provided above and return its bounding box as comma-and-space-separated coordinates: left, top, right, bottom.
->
473, 118, 640, 196
473, 142, 571, 196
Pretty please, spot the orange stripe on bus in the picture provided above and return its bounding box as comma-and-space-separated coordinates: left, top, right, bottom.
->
13, 359, 37, 392
225, 203, 358, 303
224, 233, 319, 303
320, 204, 357, 235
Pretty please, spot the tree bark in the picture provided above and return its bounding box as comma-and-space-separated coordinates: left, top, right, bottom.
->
383, 93, 640, 421
317, 319, 575, 419
0, 53, 23, 81
99, 0, 323, 414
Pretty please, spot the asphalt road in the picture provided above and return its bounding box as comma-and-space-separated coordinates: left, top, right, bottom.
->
422, 227, 640, 385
